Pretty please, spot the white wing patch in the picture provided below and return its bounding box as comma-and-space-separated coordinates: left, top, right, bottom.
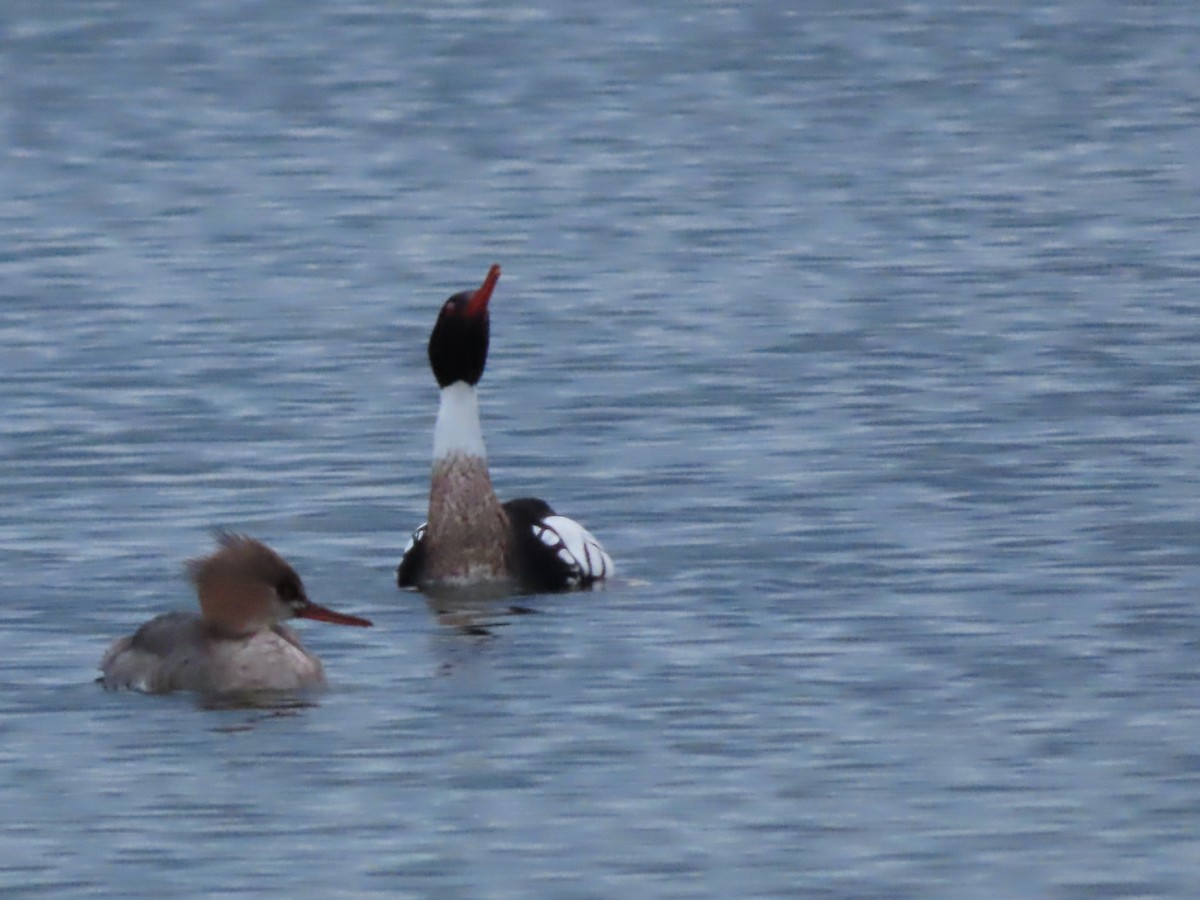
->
402, 523, 427, 559
533, 515, 614, 585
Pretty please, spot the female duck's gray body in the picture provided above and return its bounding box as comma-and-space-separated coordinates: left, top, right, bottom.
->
101, 533, 372, 695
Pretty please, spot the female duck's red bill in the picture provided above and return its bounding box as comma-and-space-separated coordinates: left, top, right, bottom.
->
295, 601, 373, 627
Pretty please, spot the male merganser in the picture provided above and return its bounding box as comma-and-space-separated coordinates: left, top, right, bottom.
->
101, 532, 372, 695
397, 264, 613, 594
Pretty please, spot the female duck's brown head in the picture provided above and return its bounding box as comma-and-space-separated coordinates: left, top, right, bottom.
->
187, 532, 372, 637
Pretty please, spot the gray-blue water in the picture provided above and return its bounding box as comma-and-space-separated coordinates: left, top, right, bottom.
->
3, 1, 1200, 896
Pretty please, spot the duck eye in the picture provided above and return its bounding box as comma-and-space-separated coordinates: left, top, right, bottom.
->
276, 578, 304, 606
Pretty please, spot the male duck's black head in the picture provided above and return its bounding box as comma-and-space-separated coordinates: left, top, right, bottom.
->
428, 264, 500, 388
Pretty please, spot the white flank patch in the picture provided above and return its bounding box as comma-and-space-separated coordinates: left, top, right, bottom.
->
535, 515, 614, 584
401, 523, 427, 559
433, 382, 487, 460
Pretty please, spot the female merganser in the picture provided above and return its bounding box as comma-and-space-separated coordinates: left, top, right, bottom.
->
101, 532, 372, 695
397, 264, 613, 594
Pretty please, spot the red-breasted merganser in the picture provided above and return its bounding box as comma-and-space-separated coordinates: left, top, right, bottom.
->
397, 264, 613, 594
101, 533, 372, 695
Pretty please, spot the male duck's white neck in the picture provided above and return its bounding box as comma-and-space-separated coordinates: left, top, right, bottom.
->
424, 380, 510, 586
433, 382, 487, 461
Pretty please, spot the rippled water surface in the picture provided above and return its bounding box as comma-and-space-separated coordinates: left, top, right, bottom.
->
3, 1, 1200, 896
